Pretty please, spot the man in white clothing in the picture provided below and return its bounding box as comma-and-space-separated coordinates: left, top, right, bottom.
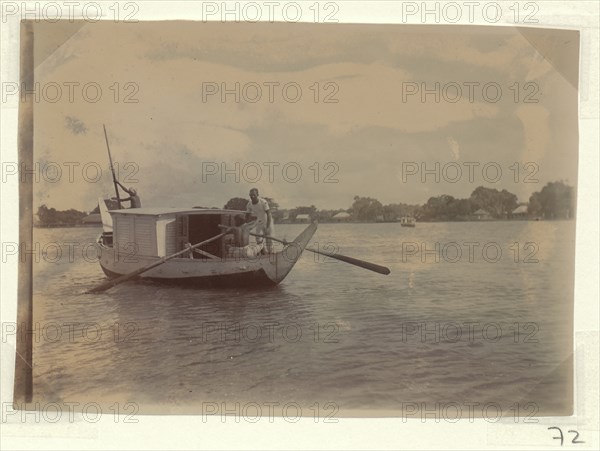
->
246, 188, 274, 254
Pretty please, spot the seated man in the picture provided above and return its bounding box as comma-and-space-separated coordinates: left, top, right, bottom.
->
233, 214, 250, 247
225, 217, 260, 259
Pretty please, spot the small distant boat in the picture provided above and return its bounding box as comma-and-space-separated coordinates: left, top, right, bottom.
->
400, 216, 416, 227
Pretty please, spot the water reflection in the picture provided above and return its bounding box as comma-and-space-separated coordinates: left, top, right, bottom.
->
31, 221, 574, 414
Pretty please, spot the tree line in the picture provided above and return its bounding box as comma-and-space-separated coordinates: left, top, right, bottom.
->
226, 181, 574, 223
36, 204, 88, 227
35, 181, 574, 227
415, 181, 574, 221
35, 200, 119, 227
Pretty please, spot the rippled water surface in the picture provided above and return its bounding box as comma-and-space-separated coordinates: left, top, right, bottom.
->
32, 221, 574, 415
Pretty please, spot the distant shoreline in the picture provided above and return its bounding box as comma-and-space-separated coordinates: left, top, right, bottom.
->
34, 224, 103, 228
34, 218, 573, 229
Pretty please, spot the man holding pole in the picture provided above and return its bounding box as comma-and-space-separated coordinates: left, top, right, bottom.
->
103, 124, 140, 209
113, 181, 142, 208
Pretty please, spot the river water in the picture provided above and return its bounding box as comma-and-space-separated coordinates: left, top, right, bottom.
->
30, 221, 574, 417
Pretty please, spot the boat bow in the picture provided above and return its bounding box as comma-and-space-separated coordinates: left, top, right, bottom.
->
261, 222, 317, 284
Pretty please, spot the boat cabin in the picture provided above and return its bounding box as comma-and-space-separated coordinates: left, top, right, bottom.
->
105, 208, 249, 259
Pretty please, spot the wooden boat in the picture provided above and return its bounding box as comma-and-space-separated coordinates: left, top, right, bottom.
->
87, 127, 389, 294
96, 203, 317, 288
400, 216, 416, 227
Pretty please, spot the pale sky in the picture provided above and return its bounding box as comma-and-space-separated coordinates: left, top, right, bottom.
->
31, 22, 579, 211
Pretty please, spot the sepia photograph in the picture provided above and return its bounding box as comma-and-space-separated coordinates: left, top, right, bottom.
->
2, 1, 598, 450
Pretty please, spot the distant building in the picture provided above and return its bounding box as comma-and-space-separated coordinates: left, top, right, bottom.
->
332, 211, 351, 222
473, 208, 492, 220
512, 205, 529, 219
295, 214, 310, 223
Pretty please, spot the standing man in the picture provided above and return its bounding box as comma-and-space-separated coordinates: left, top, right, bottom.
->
113, 180, 142, 208
246, 188, 274, 254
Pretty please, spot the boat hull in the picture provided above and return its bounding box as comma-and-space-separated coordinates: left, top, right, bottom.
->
96, 223, 317, 287
100, 262, 280, 288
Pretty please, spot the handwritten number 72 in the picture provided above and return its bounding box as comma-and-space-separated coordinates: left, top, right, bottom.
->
548, 427, 585, 446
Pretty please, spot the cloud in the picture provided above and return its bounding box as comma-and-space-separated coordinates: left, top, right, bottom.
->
515, 104, 550, 164
30, 22, 578, 211
447, 136, 460, 160
65, 116, 88, 135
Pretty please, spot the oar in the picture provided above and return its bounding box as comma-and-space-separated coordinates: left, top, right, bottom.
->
86, 229, 231, 293
250, 232, 391, 275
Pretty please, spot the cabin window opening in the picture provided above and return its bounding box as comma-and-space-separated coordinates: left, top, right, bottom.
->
187, 214, 224, 259
102, 231, 113, 247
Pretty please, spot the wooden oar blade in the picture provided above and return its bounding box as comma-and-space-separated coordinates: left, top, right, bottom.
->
313, 250, 391, 275
86, 262, 157, 294
249, 230, 390, 275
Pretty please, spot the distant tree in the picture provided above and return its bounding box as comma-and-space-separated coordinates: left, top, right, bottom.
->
529, 181, 574, 219
469, 187, 498, 216
498, 189, 518, 218
262, 197, 282, 221
263, 197, 279, 211
350, 196, 383, 221
224, 197, 248, 211
418, 195, 456, 221
450, 198, 473, 219
528, 193, 543, 217
37, 205, 56, 225
382, 205, 398, 222
62, 209, 87, 224
36, 204, 86, 226
469, 187, 517, 218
